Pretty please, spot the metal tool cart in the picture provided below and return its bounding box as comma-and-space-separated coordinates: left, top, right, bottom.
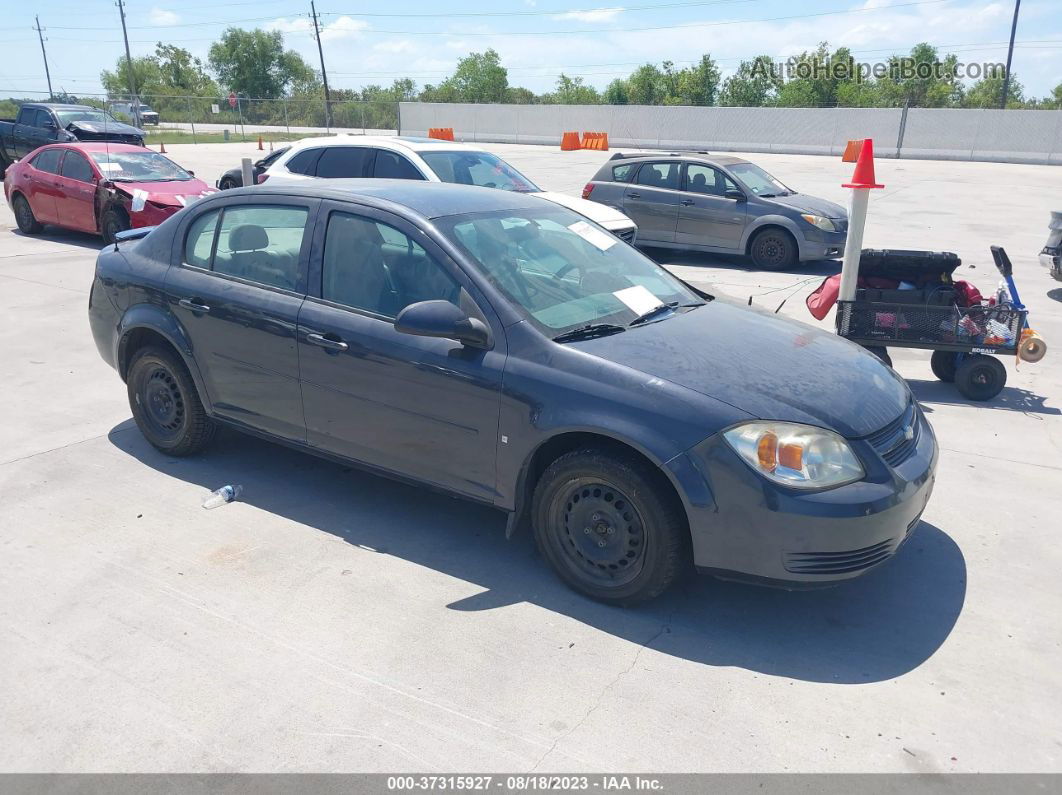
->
836, 247, 1046, 401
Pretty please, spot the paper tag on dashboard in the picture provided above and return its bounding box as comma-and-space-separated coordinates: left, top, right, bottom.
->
568, 220, 616, 251
613, 285, 664, 315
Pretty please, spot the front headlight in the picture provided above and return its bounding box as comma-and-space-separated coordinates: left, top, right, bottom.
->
801, 213, 837, 232
722, 421, 864, 490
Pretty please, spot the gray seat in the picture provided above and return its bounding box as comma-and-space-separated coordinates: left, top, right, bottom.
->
228, 224, 291, 288
323, 217, 390, 314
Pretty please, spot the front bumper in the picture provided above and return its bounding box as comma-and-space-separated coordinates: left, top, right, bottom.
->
667, 402, 937, 586
798, 226, 847, 261
1040, 248, 1061, 282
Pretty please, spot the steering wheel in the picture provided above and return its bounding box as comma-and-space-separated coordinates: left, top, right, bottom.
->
553, 262, 587, 283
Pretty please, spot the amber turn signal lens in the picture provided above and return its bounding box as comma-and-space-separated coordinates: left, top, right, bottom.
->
756, 432, 778, 472
778, 442, 804, 471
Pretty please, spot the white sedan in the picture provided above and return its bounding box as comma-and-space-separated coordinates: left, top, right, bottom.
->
257, 135, 638, 243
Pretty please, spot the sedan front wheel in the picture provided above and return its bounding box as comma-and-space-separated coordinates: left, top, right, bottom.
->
532, 449, 688, 605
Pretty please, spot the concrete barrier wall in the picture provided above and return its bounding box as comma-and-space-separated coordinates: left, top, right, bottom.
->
399, 103, 1062, 165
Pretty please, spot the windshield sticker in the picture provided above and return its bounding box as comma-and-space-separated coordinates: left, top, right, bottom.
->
97, 162, 122, 172
568, 220, 616, 251
613, 285, 664, 316
131, 189, 148, 212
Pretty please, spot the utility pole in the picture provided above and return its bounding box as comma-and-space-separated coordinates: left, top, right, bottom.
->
1000, 0, 1021, 109
116, 0, 141, 127
310, 0, 333, 131
34, 16, 54, 100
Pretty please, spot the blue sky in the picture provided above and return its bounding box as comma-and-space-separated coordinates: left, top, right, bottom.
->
2, 0, 1060, 99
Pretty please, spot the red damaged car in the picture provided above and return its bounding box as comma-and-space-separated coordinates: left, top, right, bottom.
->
4, 142, 214, 244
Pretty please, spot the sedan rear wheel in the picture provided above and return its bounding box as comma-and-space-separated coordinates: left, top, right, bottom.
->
13, 194, 43, 234
127, 346, 215, 456
532, 449, 688, 605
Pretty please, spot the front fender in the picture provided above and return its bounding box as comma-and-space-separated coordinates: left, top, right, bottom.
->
740, 214, 803, 253
115, 303, 213, 414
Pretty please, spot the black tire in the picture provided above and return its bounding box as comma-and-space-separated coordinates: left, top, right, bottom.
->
101, 208, 130, 245
219, 176, 239, 190
532, 448, 688, 605
954, 354, 1007, 401
930, 350, 959, 382
127, 346, 215, 456
13, 193, 43, 234
864, 345, 892, 368
749, 227, 798, 270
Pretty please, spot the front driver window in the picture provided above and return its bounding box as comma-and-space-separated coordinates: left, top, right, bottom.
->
685, 165, 737, 197
321, 212, 459, 318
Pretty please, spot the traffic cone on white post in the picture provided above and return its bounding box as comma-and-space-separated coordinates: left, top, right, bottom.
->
837, 139, 884, 303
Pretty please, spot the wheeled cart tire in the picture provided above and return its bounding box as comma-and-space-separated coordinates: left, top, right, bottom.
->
954, 354, 1006, 401
930, 350, 959, 382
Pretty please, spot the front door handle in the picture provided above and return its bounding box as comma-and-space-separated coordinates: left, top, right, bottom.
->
626, 191, 641, 199
307, 332, 349, 352
178, 298, 211, 313
681, 199, 695, 205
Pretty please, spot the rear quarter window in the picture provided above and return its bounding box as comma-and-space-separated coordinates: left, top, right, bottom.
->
612, 163, 636, 182
285, 148, 322, 175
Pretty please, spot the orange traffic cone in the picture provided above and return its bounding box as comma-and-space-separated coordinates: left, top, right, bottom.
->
257, 135, 264, 151
842, 138, 884, 189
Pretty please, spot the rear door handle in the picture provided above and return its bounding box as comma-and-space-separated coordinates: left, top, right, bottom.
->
681, 199, 695, 205
178, 298, 211, 313
307, 332, 349, 352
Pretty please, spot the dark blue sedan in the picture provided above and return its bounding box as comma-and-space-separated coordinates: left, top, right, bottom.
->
88, 181, 937, 604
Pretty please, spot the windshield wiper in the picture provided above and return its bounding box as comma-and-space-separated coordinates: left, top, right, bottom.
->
629, 301, 705, 327
552, 323, 627, 343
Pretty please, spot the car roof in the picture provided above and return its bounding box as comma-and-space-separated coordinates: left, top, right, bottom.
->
41, 142, 151, 153
608, 153, 750, 168
283, 134, 483, 155
26, 103, 99, 111
236, 179, 557, 220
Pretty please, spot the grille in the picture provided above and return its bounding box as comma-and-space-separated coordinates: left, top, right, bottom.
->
783, 539, 896, 575
76, 132, 142, 145
837, 300, 1025, 352
614, 227, 637, 245
866, 401, 920, 467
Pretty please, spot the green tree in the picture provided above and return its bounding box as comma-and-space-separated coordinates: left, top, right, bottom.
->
874, 43, 962, 107
208, 28, 317, 98
506, 86, 537, 104
546, 74, 599, 104
155, 44, 217, 95
430, 49, 509, 103
100, 56, 162, 98
1049, 83, 1062, 109
627, 64, 665, 104
673, 54, 721, 105
603, 79, 630, 105
719, 56, 780, 106
964, 73, 1025, 108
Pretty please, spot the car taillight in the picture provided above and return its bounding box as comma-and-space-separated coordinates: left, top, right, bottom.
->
257, 173, 269, 184
581, 183, 594, 199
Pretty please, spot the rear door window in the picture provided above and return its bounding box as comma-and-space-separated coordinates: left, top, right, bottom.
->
60, 151, 95, 183
213, 205, 309, 290
634, 162, 680, 190
31, 149, 63, 174
315, 146, 372, 179
184, 209, 221, 269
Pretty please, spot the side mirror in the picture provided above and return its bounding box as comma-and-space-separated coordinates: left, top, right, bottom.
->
99, 179, 115, 189
394, 300, 492, 349
43, 120, 57, 130
187, 170, 195, 177
725, 188, 746, 202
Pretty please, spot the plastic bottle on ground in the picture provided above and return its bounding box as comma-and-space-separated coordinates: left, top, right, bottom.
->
202, 484, 243, 509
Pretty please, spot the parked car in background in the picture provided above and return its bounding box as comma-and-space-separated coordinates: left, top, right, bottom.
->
88, 180, 936, 605
258, 136, 638, 243
1, 103, 145, 174
108, 102, 160, 126
216, 145, 290, 190
5, 142, 214, 243
583, 153, 848, 269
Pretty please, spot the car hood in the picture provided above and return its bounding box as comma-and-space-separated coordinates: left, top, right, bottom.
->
535, 190, 635, 230
764, 192, 847, 219
68, 120, 144, 137
568, 300, 908, 439
111, 178, 216, 207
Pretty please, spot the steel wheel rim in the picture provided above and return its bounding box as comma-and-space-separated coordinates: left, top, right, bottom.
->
551, 478, 647, 588
15, 198, 33, 229
755, 235, 786, 267
138, 365, 185, 437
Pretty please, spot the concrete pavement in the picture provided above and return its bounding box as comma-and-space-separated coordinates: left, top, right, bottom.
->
1, 142, 1060, 773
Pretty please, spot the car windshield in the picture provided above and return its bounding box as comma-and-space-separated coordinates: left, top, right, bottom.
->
420, 151, 540, 193
89, 151, 192, 182
440, 207, 702, 336
55, 109, 121, 127
728, 162, 791, 197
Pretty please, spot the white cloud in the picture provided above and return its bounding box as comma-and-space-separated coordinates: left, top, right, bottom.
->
268, 15, 367, 41
552, 7, 624, 23
373, 39, 416, 54
148, 8, 180, 25
269, 16, 313, 34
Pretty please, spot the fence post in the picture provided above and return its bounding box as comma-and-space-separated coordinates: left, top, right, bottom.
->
360, 102, 366, 135
283, 99, 290, 137
396, 102, 401, 136
895, 99, 910, 159
187, 96, 197, 145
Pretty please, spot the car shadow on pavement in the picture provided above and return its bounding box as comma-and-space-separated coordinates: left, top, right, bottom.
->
108, 420, 966, 685
1047, 288, 1062, 303
13, 227, 105, 250
642, 247, 841, 277
908, 379, 1060, 416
